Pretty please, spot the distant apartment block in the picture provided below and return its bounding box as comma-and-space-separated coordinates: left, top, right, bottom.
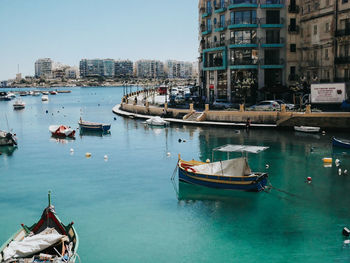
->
35, 58, 53, 78
115, 60, 133, 77
165, 60, 193, 78
79, 59, 115, 78
135, 60, 164, 78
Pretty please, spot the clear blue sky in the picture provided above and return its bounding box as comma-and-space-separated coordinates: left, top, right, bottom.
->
0, 0, 198, 80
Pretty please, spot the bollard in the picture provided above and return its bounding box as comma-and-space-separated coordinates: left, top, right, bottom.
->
205, 104, 209, 112
164, 103, 168, 112
281, 104, 286, 113
189, 103, 194, 111
305, 104, 311, 114
239, 104, 245, 112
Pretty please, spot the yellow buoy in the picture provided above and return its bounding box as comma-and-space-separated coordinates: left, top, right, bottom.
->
322, 157, 332, 163
85, 152, 92, 158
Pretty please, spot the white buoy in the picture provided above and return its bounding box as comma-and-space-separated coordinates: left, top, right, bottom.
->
206, 159, 210, 163
344, 169, 348, 175
104, 155, 108, 159
322, 131, 326, 135
266, 164, 269, 169
335, 159, 340, 166
339, 168, 342, 175
70, 148, 74, 152
166, 152, 171, 157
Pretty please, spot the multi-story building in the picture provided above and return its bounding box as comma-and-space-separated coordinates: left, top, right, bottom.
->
199, 0, 287, 104
115, 60, 133, 77
135, 60, 164, 78
165, 60, 194, 78
35, 58, 53, 79
79, 59, 114, 78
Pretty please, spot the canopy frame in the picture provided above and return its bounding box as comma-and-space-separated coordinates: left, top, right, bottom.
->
211, 144, 269, 162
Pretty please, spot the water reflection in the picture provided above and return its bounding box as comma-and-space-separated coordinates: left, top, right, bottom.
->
0, 146, 17, 156
50, 136, 75, 144
79, 130, 111, 138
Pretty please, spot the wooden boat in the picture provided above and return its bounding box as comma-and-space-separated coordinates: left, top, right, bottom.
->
294, 126, 320, 133
0, 192, 79, 263
57, 90, 71, 94
0, 130, 17, 146
177, 145, 269, 192
332, 137, 350, 149
78, 118, 111, 132
49, 91, 58, 95
13, 100, 25, 110
49, 125, 75, 138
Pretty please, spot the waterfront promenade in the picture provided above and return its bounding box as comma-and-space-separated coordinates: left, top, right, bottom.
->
114, 89, 350, 130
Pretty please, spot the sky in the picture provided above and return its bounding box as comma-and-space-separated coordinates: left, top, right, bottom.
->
0, 0, 199, 80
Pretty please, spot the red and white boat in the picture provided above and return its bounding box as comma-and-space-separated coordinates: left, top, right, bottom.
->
49, 125, 75, 138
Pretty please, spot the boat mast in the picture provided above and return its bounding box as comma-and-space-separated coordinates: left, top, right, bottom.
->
48, 190, 51, 207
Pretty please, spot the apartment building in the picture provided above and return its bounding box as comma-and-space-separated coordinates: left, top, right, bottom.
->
115, 60, 133, 77
165, 60, 194, 78
134, 60, 164, 78
35, 58, 53, 79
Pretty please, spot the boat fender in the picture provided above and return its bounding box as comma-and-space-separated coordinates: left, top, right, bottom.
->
186, 167, 196, 173
343, 227, 350, 237
322, 158, 332, 163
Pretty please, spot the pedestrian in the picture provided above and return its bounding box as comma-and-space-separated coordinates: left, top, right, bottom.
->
246, 117, 251, 130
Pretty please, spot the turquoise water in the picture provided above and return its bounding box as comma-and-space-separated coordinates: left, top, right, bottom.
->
1, 87, 350, 262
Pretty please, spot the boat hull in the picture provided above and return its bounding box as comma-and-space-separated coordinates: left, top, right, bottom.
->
79, 123, 111, 132
178, 168, 267, 192
332, 137, 350, 149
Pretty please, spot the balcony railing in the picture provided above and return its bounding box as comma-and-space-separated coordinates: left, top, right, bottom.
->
203, 41, 227, 49
288, 5, 299, 13
214, 1, 228, 11
288, 25, 299, 33
229, 18, 258, 26
260, 58, 284, 65
260, 0, 284, 4
260, 37, 284, 44
335, 56, 350, 64
260, 17, 284, 25
229, 0, 257, 4
229, 38, 258, 45
288, 74, 299, 81
230, 59, 259, 65
335, 28, 350, 37
215, 21, 227, 29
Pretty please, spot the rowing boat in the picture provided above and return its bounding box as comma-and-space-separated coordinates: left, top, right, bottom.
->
0, 192, 79, 263
78, 118, 111, 132
332, 137, 350, 149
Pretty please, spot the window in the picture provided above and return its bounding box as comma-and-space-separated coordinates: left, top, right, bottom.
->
326, 0, 330, 6
345, 69, 349, 80
314, 25, 317, 35
343, 0, 348, 4
230, 49, 258, 65
325, 48, 329, 59
220, 14, 225, 27
266, 10, 280, 24
230, 30, 257, 44
207, 18, 211, 31
325, 22, 330, 32
233, 10, 257, 24
266, 30, 280, 43
290, 44, 296, 52
220, 33, 225, 43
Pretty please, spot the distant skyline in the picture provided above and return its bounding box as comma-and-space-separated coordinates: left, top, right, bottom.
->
0, 0, 198, 80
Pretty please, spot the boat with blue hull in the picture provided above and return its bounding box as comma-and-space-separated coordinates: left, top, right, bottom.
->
332, 137, 350, 149
177, 145, 269, 192
78, 118, 111, 132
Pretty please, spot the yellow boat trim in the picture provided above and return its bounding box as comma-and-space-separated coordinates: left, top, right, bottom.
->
183, 171, 256, 185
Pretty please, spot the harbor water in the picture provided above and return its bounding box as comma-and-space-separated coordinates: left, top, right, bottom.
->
1, 87, 350, 262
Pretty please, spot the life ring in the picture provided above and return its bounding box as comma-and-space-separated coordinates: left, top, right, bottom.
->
185, 167, 196, 173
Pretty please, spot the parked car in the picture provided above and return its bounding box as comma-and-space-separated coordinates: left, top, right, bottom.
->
174, 95, 185, 104
248, 100, 280, 111
275, 100, 295, 110
212, 99, 234, 109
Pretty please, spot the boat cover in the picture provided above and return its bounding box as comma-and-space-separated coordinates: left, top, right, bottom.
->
49, 125, 74, 136
193, 157, 252, 177
213, 144, 269, 154
146, 116, 167, 126
3, 228, 65, 261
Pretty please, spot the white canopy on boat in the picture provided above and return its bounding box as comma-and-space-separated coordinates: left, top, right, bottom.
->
213, 144, 269, 154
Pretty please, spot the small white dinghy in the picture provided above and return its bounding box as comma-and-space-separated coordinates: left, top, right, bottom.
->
42, 95, 49, 101
145, 116, 169, 127
294, 126, 320, 133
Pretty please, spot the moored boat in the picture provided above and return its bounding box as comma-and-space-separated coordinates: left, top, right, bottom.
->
0, 191, 79, 263
57, 90, 71, 94
0, 130, 17, 146
49, 125, 75, 138
294, 126, 320, 133
13, 100, 25, 110
78, 118, 111, 132
50, 91, 58, 95
332, 137, 350, 149
145, 116, 169, 127
0, 92, 11, 101
41, 95, 49, 101
177, 145, 269, 192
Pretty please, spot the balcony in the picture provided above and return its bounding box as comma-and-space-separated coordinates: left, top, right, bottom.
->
335, 56, 350, 64
230, 59, 259, 69
214, 21, 227, 32
260, 0, 284, 9
335, 28, 350, 37
288, 4, 299, 13
202, 7, 212, 18
260, 58, 284, 69
228, 18, 258, 29
260, 17, 284, 28
229, 38, 258, 48
214, 1, 228, 13
229, 0, 258, 9
260, 37, 284, 48
288, 25, 299, 33
203, 41, 227, 49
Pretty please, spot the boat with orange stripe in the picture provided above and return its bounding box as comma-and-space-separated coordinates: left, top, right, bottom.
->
177, 145, 269, 192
